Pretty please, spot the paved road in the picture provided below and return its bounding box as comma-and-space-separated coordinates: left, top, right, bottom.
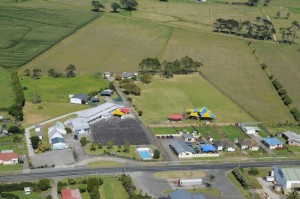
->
2, 160, 300, 182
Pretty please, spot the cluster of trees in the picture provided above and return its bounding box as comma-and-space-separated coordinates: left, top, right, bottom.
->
8, 125, 24, 134
118, 78, 141, 96
279, 21, 300, 44
8, 71, 24, 121
87, 177, 103, 199
291, 108, 300, 121
24, 64, 77, 79
92, 0, 137, 12
232, 167, 250, 189
248, 0, 271, 6
214, 17, 275, 41
153, 149, 160, 159
139, 56, 203, 78
248, 167, 259, 176
276, 10, 290, 19
118, 174, 153, 199
30, 136, 51, 152
272, 79, 293, 106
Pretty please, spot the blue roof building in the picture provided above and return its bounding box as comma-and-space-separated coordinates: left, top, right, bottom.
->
262, 138, 283, 149
200, 144, 217, 153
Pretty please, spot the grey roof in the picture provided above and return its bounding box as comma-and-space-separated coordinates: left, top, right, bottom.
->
274, 166, 300, 181
51, 137, 66, 144
170, 189, 206, 199
35, 124, 41, 128
170, 140, 195, 154
283, 131, 300, 143
54, 121, 65, 130
79, 102, 122, 118
48, 128, 63, 139
243, 126, 260, 132
238, 139, 259, 147
71, 94, 90, 101
100, 89, 114, 96
182, 134, 193, 139
37, 130, 43, 137
214, 139, 235, 148
104, 72, 110, 75
121, 72, 134, 78
71, 118, 89, 131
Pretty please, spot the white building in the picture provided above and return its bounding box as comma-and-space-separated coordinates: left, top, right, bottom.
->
170, 140, 196, 158
242, 126, 260, 135
48, 121, 66, 135
70, 94, 90, 104
273, 166, 300, 194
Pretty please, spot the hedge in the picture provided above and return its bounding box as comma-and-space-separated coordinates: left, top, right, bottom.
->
232, 167, 250, 189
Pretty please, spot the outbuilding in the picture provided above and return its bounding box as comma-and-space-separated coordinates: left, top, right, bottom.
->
182, 134, 195, 142
282, 131, 300, 146
70, 94, 90, 104
242, 126, 260, 135
100, 89, 114, 96
273, 166, 300, 194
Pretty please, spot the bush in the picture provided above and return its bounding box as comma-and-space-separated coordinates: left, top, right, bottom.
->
272, 79, 283, 90
18, 159, 24, 164
80, 137, 87, 146
138, 110, 143, 116
68, 178, 76, 185
65, 127, 72, 134
37, 178, 51, 191
284, 98, 293, 105
0, 193, 20, 199
78, 184, 87, 193
30, 136, 40, 149
97, 143, 103, 149
278, 88, 287, 96
153, 149, 160, 159
232, 167, 250, 189
281, 94, 288, 100
261, 63, 267, 70
46, 195, 52, 199
248, 167, 259, 176
8, 126, 20, 134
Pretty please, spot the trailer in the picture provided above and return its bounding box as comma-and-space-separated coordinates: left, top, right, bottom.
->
177, 178, 202, 187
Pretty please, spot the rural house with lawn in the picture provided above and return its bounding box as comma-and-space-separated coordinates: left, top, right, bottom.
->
0, 150, 19, 165
70, 94, 90, 104
281, 131, 300, 146
237, 139, 259, 151
262, 138, 284, 149
214, 139, 236, 151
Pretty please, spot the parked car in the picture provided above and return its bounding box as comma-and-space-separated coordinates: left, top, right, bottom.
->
73, 135, 78, 140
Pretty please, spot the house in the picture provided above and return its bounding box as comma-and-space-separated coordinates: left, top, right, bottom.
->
70, 94, 90, 104
182, 134, 195, 142
238, 139, 259, 151
262, 138, 283, 149
273, 166, 300, 194
61, 189, 82, 199
51, 137, 68, 150
169, 140, 196, 158
0, 151, 19, 165
242, 126, 260, 135
214, 139, 236, 151
100, 89, 114, 96
103, 72, 110, 78
121, 72, 135, 79
48, 121, 66, 135
35, 124, 41, 132
168, 189, 206, 199
200, 144, 217, 153
282, 131, 300, 146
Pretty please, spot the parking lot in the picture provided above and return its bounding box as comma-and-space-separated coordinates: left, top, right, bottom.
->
90, 117, 151, 145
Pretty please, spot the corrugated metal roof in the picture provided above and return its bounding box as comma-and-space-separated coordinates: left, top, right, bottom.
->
51, 137, 65, 144
263, 138, 283, 146
171, 140, 195, 153
79, 102, 122, 118
280, 167, 300, 181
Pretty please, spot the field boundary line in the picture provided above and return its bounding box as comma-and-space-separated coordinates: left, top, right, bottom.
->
198, 72, 259, 122
159, 26, 174, 60
22, 14, 103, 68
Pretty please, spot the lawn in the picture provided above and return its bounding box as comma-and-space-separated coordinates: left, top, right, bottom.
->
0, 164, 23, 175
266, 125, 300, 134
21, 76, 108, 103
133, 74, 253, 124
162, 28, 294, 123
162, 188, 221, 197
23, 15, 172, 74
23, 102, 88, 127
0, 135, 27, 155
196, 126, 224, 140
87, 161, 123, 168
253, 42, 300, 112
219, 126, 247, 141
0, 1, 98, 69
151, 127, 178, 135
0, 67, 13, 108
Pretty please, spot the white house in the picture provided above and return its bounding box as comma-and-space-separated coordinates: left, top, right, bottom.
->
35, 124, 41, 132
238, 139, 259, 151
48, 121, 66, 135
273, 166, 300, 194
70, 94, 90, 104
182, 134, 195, 142
0, 151, 19, 165
262, 138, 283, 149
51, 137, 68, 150
170, 140, 196, 158
242, 126, 260, 135
214, 139, 236, 152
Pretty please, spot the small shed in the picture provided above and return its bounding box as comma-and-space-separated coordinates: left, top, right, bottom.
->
100, 89, 114, 96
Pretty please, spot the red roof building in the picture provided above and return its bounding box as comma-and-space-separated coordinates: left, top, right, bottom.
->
61, 189, 82, 199
119, 107, 130, 114
0, 152, 19, 165
168, 114, 184, 121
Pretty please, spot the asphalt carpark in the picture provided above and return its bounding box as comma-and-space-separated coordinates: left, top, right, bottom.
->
90, 117, 151, 145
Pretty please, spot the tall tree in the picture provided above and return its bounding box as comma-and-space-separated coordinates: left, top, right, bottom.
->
140, 73, 152, 84
92, 0, 105, 12
111, 2, 121, 12
66, 64, 76, 78
120, 0, 138, 11
139, 57, 161, 73
31, 68, 42, 79
248, 0, 259, 6
48, 68, 56, 77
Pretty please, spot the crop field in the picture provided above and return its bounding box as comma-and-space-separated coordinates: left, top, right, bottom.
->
0, 67, 13, 108
133, 74, 253, 124
24, 15, 172, 74
0, 1, 98, 69
253, 43, 300, 111
21, 76, 108, 103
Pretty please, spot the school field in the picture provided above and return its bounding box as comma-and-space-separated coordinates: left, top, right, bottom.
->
133, 74, 253, 124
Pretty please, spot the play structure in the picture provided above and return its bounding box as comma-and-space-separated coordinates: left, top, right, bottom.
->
168, 106, 215, 121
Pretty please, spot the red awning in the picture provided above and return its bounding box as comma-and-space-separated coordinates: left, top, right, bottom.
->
168, 114, 184, 120
119, 107, 130, 114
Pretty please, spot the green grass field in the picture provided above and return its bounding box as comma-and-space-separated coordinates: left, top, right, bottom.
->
219, 126, 247, 141
133, 74, 253, 124
254, 43, 300, 111
0, 135, 27, 155
0, 67, 13, 108
0, 1, 98, 69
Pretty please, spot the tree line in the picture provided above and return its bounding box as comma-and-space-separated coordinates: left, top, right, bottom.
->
139, 56, 203, 78
8, 71, 24, 121
91, 0, 137, 13
23, 64, 77, 79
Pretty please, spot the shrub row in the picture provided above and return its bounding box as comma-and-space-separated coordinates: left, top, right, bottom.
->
272, 79, 293, 106
232, 167, 250, 189
291, 108, 300, 121
0, 192, 20, 199
0, 182, 35, 194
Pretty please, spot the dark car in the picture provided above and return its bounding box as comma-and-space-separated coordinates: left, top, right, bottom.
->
73, 135, 78, 140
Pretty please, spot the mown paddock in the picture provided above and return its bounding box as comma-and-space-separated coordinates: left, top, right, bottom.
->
23, 15, 172, 74
133, 74, 253, 124
253, 42, 300, 111
162, 28, 294, 123
0, 67, 13, 108
0, 1, 98, 69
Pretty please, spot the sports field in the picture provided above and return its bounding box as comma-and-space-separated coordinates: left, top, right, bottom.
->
0, 67, 13, 108
0, 1, 98, 69
254, 43, 300, 111
133, 74, 253, 124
